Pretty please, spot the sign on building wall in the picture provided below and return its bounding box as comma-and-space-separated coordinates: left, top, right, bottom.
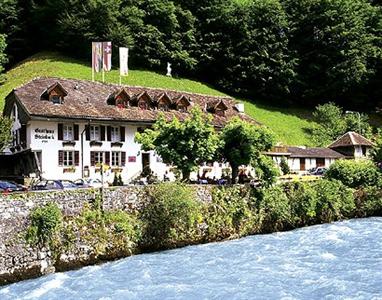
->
128, 156, 136, 163
34, 128, 55, 142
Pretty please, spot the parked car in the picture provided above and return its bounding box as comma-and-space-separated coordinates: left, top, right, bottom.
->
32, 180, 64, 191
0, 181, 25, 193
309, 167, 327, 176
74, 178, 108, 188
58, 180, 79, 189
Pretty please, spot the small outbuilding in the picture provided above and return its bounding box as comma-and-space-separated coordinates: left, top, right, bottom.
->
328, 131, 375, 159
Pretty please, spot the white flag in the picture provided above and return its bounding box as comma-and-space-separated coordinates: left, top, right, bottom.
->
119, 47, 129, 76
103, 41, 112, 72
92, 42, 103, 73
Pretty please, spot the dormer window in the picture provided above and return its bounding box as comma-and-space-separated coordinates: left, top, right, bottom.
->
174, 95, 191, 112
108, 88, 130, 108
132, 91, 153, 110
156, 93, 172, 111
41, 82, 68, 104
207, 99, 228, 116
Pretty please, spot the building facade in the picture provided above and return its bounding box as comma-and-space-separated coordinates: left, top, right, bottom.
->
3, 77, 254, 183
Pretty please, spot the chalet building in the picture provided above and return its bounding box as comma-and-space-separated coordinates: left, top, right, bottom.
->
267, 146, 344, 173
2, 77, 254, 183
328, 132, 375, 159
267, 132, 375, 173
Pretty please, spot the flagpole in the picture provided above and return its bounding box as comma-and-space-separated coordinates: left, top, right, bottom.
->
102, 68, 105, 83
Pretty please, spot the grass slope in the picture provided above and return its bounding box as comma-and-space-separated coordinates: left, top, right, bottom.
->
0, 52, 316, 146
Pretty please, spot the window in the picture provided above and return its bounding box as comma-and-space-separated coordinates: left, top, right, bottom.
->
138, 101, 147, 110
59, 150, 78, 166
63, 124, 73, 141
90, 125, 100, 141
94, 152, 104, 165
158, 103, 169, 111
63, 151, 74, 166
90, 151, 110, 167
112, 151, 121, 167
215, 109, 225, 116
178, 105, 187, 112
51, 95, 61, 104
111, 127, 120, 142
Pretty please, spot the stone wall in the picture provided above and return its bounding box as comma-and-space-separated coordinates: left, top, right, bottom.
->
0, 185, 214, 285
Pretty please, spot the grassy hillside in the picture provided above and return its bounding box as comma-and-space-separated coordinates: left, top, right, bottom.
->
0, 52, 317, 146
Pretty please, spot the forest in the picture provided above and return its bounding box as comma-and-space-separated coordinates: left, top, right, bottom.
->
0, 0, 382, 110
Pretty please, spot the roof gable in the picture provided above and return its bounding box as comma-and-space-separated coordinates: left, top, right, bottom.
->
329, 132, 374, 148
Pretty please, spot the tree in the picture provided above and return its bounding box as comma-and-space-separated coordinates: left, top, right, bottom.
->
312, 102, 372, 146
219, 117, 276, 183
283, 0, 382, 107
0, 34, 7, 83
371, 129, 382, 165
135, 107, 220, 180
0, 116, 13, 152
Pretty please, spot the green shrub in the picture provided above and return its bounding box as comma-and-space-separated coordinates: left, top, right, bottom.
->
284, 182, 318, 226
354, 187, 382, 217
280, 157, 290, 175
257, 186, 292, 232
325, 159, 381, 188
206, 186, 260, 240
312, 179, 355, 222
26, 203, 63, 246
141, 183, 203, 249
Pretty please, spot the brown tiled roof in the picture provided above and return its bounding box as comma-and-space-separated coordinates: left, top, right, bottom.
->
328, 132, 375, 149
7, 77, 257, 127
287, 146, 345, 158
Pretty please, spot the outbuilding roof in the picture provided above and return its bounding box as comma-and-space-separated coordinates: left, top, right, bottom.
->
328, 132, 375, 149
287, 146, 345, 159
4, 77, 257, 128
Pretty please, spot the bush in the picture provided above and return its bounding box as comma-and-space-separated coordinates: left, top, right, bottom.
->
280, 157, 290, 175
141, 183, 203, 249
284, 182, 318, 226
206, 186, 260, 240
26, 203, 63, 246
354, 187, 382, 217
257, 186, 292, 232
312, 179, 355, 222
325, 159, 381, 188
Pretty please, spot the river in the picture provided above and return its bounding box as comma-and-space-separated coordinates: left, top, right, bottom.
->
1, 218, 381, 300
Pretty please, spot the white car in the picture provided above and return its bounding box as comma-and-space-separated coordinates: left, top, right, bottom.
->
74, 178, 108, 189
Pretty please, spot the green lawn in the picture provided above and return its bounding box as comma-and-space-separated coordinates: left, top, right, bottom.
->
0, 51, 317, 146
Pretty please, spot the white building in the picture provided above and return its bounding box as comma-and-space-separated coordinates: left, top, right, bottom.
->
267, 131, 375, 174
2, 77, 254, 183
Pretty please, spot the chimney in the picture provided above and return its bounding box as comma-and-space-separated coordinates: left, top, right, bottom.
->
235, 103, 245, 113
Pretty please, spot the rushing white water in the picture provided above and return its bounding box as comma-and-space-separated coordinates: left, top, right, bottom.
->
1, 218, 382, 300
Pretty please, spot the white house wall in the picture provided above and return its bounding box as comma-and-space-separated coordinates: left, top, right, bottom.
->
27, 120, 170, 183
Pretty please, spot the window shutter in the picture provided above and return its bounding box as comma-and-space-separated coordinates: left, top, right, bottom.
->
58, 124, 63, 140
105, 151, 110, 165
107, 126, 112, 141
121, 152, 126, 167
74, 151, 80, 166
85, 125, 90, 141
74, 124, 79, 141
120, 126, 125, 142
58, 150, 64, 166
101, 126, 106, 141
90, 151, 95, 166
20, 125, 27, 145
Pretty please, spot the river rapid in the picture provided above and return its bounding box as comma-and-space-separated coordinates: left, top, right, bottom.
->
1, 218, 381, 300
